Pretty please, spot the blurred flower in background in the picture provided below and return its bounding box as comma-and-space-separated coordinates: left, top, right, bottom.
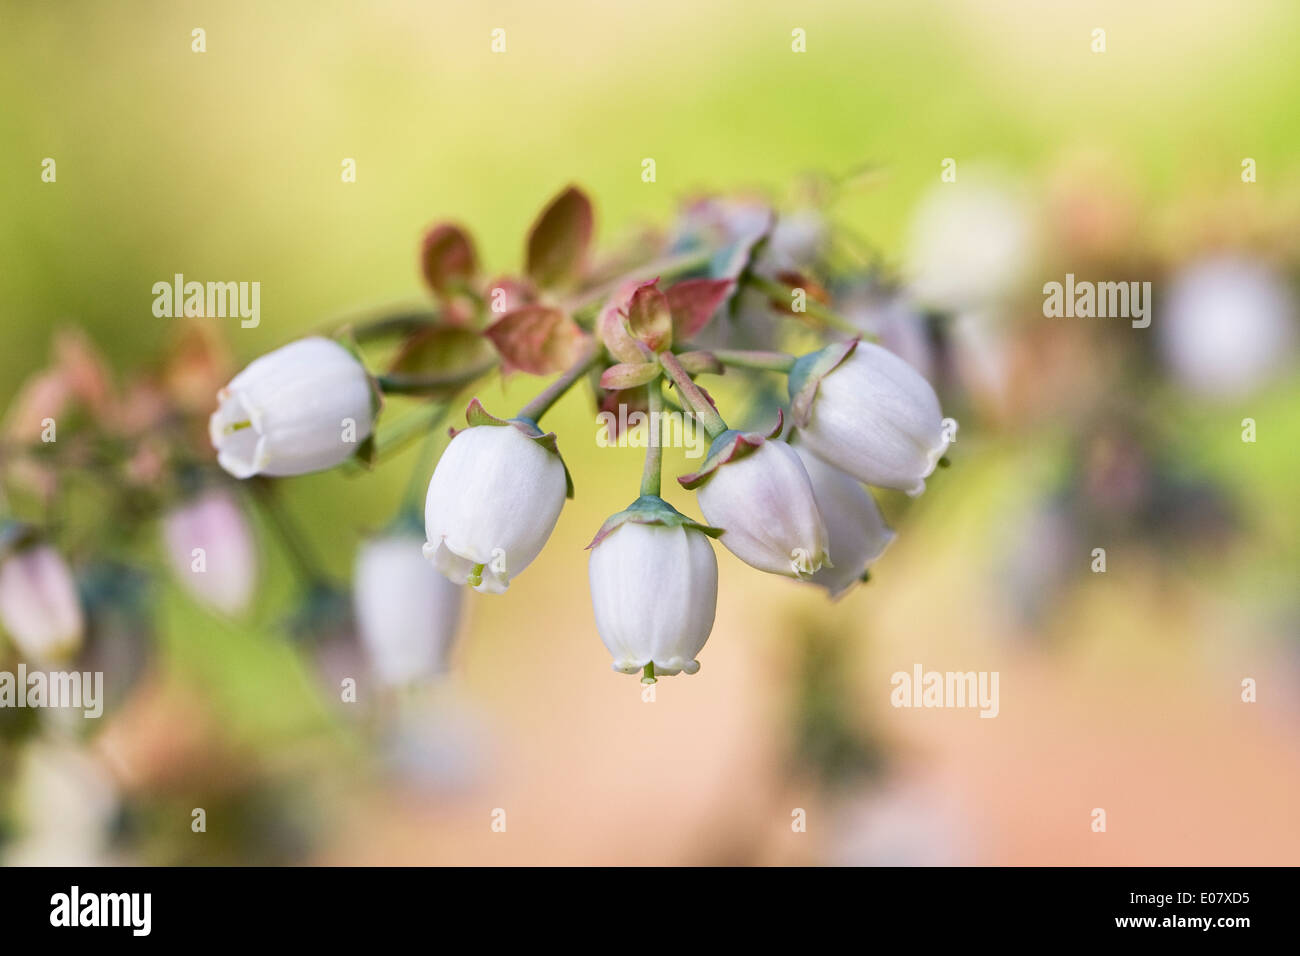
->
1157, 257, 1297, 400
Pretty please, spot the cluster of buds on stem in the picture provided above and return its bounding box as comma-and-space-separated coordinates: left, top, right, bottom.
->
192, 185, 956, 689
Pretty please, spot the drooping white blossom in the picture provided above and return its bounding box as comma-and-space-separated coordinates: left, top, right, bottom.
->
693, 439, 830, 578
792, 341, 954, 496
794, 445, 894, 598
424, 418, 568, 593
209, 336, 376, 479
355, 533, 464, 685
589, 512, 718, 677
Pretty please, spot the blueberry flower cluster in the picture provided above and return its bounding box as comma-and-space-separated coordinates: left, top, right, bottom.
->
198, 186, 956, 685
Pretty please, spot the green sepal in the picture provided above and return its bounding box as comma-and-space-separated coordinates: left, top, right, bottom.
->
787, 338, 858, 428
334, 324, 386, 422
465, 397, 510, 428
353, 433, 378, 469
585, 495, 723, 550
676, 410, 784, 490
456, 399, 574, 499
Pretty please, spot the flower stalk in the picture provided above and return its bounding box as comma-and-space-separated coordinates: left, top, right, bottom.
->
747, 274, 877, 340
639, 379, 664, 498
375, 355, 498, 396
517, 340, 602, 423
659, 351, 727, 437
397, 403, 451, 521
566, 247, 716, 314
710, 349, 797, 373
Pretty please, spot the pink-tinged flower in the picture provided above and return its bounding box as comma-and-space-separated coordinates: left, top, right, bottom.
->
680, 421, 830, 578
0, 545, 85, 662
790, 340, 954, 496
793, 445, 894, 599
424, 401, 571, 593
1158, 257, 1297, 399
587, 497, 719, 677
355, 533, 464, 685
162, 489, 256, 615
209, 337, 376, 478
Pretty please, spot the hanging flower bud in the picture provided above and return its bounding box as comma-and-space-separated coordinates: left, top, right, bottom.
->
587, 496, 720, 677
0, 544, 85, 662
793, 444, 894, 599
161, 488, 256, 615
680, 417, 830, 578
790, 340, 955, 496
209, 336, 377, 479
424, 400, 572, 593
355, 533, 465, 685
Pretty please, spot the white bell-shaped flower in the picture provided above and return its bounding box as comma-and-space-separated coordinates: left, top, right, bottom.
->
793, 444, 894, 599
587, 497, 719, 677
355, 533, 464, 685
0, 544, 84, 663
424, 403, 570, 593
791, 340, 954, 496
209, 336, 376, 478
683, 427, 829, 578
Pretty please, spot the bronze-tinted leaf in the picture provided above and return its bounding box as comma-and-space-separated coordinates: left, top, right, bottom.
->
485, 305, 587, 376
483, 276, 536, 320
599, 362, 660, 390
525, 186, 593, 289
420, 224, 478, 296
389, 326, 494, 379
666, 278, 734, 342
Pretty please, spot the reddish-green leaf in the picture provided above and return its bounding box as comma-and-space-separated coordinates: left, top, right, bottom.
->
626, 281, 673, 353
420, 224, 477, 295
389, 326, 493, 378
485, 305, 587, 375
599, 362, 660, 390
526, 186, 594, 289
666, 278, 733, 341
